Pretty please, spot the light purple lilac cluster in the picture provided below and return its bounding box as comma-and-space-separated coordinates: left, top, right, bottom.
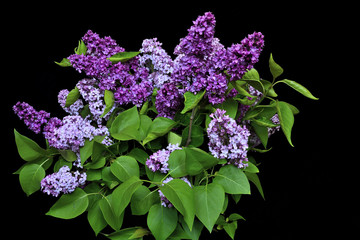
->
13, 102, 50, 134
58, 89, 84, 115
146, 143, 182, 173
207, 108, 250, 169
158, 177, 192, 208
40, 166, 86, 197
139, 38, 174, 88
44, 115, 110, 152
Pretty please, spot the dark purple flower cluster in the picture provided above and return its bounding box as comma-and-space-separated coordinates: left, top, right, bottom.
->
155, 82, 184, 119
68, 30, 153, 107
216, 32, 265, 81
13, 102, 50, 134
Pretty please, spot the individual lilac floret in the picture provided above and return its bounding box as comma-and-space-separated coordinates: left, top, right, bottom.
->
207, 109, 250, 168
41, 166, 86, 197
158, 177, 192, 208
58, 89, 84, 115
13, 102, 50, 134
146, 143, 182, 173
139, 38, 174, 88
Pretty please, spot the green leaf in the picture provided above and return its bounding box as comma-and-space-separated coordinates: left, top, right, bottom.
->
108, 51, 140, 63
74, 40, 87, 55
240, 68, 265, 93
105, 227, 142, 240
147, 204, 178, 240
194, 183, 225, 233
245, 172, 265, 199
65, 87, 80, 107
19, 163, 45, 196
243, 162, 259, 173
168, 149, 187, 178
110, 106, 140, 141
100, 90, 115, 117
110, 156, 140, 182
214, 98, 238, 119
127, 148, 149, 165
276, 79, 319, 100
261, 79, 278, 97
181, 90, 206, 114
184, 147, 219, 176
14, 129, 47, 161
228, 213, 245, 221
99, 194, 125, 231
168, 131, 182, 145
276, 101, 295, 147
79, 139, 94, 165
143, 117, 177, 145
87, 199, 107, 236
252, 117, 279, 128
213, 165, 250, 194
111, 176, 143, 217
230, 80, 254, 98
269, 53, 284, 80
59, 149, 77, 162
179, 217, 204, 240
55, 58, 71, 67
138, 114, 153, 141
224, 221, 237, 240
159, 179, 195, 230
130, 185, 159, 215
181, 125, 204, 148
250, 121, 269, 148
46, 188, 89, 219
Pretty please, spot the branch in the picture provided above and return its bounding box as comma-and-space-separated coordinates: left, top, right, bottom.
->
185, 106, 198, 147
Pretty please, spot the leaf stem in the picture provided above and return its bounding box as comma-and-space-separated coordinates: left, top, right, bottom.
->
185, 106, 198, 147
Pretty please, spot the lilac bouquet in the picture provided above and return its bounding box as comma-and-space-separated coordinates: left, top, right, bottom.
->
12, 12, 318, 240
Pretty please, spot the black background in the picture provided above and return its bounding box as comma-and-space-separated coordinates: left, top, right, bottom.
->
3, 2, 353, 240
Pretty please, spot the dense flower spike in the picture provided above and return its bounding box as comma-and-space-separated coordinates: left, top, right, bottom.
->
207, 109, 251, 168
41, 166, 86, 197
58, 89, 84, 115
155, 82, 184, 119
13, 102, 50, 134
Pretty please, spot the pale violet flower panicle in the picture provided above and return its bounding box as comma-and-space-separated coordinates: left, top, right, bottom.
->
40, 166, 86, 197
58, 89, 84, 115
158, 177, 192, 208
139, 38, 174, 88
207, 108, 250, 169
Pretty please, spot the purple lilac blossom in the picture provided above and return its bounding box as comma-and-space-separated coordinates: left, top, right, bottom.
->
139, 38, 174, 88
146, 143, 182, 173
58, 89, 84, 115
43, 115, 111, 152
155, 82, 184, 119
207, 108, 250, 169
13, 102, 50, 134
158, 177, 192, 208
217, 32, 265, 81
41, 166, 86, 197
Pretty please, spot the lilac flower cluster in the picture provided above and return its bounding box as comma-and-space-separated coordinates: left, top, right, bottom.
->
41, 166, 86, 197
155, 82, 184, 119
67, 30, 153, 107
44, 115, 110, 152
139, 38, 174, 88
146, 143, 182, 173
58, 89, 84, 115
207, 109, 250, 169
158, 177, 192, 208
215, 32, 265, 81
13, 102, 50, 134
